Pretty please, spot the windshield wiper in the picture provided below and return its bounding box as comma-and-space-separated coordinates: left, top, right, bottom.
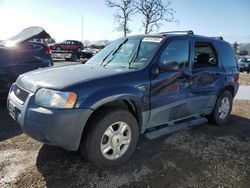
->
128, 40, 142, 68
101, 38, 128, 67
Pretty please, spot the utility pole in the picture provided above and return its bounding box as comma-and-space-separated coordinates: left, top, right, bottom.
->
81, 14, 84, 42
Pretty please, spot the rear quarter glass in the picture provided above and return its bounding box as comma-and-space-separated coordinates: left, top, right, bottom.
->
218, 42, 237, 67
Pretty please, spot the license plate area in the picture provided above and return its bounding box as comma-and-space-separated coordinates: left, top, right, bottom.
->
9, 101, 16, 120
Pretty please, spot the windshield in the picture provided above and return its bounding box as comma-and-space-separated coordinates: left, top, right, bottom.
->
86, 37, 162, 69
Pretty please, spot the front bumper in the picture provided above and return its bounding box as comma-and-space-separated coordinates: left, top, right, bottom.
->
7, 85, 93, 151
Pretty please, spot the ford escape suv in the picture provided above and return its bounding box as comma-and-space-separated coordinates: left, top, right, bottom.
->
7, 31, 239, 169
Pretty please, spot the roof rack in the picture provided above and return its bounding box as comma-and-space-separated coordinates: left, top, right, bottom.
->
212, 36, 224, 40
159, 30, 194, 35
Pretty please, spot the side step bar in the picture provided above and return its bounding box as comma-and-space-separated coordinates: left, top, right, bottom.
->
145, 117, 208, 140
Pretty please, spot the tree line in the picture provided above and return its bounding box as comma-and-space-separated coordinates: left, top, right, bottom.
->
233, 42, 249, 56
105, 0, 176, 37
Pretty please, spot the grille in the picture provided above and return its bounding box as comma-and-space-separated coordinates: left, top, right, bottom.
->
13, 84, 29, 103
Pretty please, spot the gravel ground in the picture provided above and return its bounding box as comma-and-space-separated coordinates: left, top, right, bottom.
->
0, 100, 250, 188
239, 73, 250, 86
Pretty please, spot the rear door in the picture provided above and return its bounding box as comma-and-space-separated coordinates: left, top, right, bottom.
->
189, 39, 225, 115
60, 41, 69, 50
148, 36, 193, 128
69, 41, 76, 51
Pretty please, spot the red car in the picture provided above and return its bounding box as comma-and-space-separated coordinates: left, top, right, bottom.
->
49, 40, 84, 52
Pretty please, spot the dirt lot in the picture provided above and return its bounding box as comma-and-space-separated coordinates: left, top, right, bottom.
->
239, 73, 250, 85
0, 99, 250, 188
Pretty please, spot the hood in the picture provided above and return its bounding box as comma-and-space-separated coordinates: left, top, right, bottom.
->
16, 64, 130, 92
0, 26, 51, 47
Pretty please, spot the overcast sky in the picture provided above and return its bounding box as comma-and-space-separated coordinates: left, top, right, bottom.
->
0, 0, 249, 43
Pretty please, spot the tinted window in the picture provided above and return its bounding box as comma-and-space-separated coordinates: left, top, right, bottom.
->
160, 40, 189, 69
62, 41, 70, 44
220, 43, 237, 67
194, 42, 218, 68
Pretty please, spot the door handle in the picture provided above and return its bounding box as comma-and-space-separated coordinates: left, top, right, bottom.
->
137, 85, 146, 92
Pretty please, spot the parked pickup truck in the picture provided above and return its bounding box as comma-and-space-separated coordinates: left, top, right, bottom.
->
7, 31, 239, 169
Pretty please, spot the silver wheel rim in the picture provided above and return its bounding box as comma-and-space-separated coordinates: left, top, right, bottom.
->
218, 96, 230, 119
100, 122, 131, 160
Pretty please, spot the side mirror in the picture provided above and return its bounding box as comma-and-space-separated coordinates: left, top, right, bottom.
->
159, 61, 179, 72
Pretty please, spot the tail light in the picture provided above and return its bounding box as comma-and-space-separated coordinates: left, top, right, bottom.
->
44, 46, 51, 55
233, 74, 239, 82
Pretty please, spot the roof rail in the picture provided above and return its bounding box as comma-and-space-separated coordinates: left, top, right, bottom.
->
210, 36, 224, 40
217, 36, 224, 40
159, 30, 194, 35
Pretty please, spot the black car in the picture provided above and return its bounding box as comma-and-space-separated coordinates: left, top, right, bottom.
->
0, 27, 53, 100
8, 31, 239, 169
238, 57, 250, 73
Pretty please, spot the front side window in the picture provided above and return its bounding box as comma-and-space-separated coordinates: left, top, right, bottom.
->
194, 42, 218, 68
62, 40, 70, 44
160, 40, 189, 69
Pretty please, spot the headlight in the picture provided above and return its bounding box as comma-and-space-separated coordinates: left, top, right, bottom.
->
35, 88, 77, 109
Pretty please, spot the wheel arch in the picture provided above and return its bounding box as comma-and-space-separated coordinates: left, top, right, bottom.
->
220, 85, 235, 97
78, 98, 143, 149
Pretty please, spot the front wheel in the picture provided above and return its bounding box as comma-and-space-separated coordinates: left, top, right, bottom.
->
209, 90, 233, 126
80, 109, 139, 169
70, 53, 78, 61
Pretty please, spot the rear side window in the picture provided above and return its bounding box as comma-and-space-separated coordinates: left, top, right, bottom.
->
194, 42, 218, 68
219, 43, 237, 67
160, 40, 189, 69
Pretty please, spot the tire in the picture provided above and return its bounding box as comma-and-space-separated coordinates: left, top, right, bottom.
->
208, 90, 233, 126
71, 53, 78, 61
80, 108, 139, 169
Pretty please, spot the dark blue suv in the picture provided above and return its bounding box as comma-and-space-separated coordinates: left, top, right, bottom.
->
7, 31, 239, 169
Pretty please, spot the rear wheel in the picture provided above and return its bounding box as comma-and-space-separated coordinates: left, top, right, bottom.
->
208, 90, 233, 125
80, 108, 139, 169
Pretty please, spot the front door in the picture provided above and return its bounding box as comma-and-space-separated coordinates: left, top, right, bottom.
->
148, 37, 193, 128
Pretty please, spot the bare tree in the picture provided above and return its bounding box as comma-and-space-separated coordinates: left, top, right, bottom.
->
135, 0, 176, 34
233, 41, 238, 54
105, 0, 136, 37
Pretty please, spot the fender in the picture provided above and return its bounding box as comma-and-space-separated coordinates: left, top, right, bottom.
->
78, 85, 150, 133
